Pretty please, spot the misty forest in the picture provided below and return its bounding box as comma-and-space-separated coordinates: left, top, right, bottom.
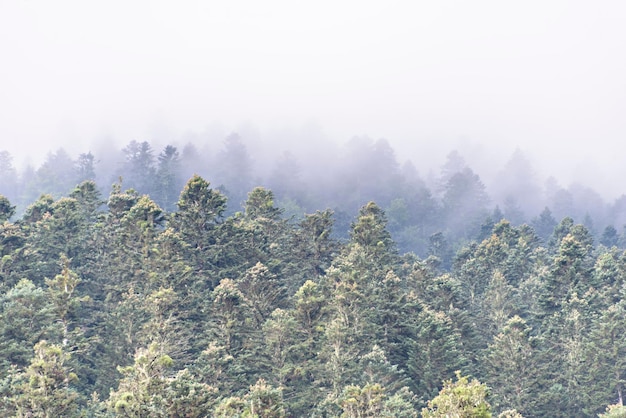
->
3, 136, 626, 418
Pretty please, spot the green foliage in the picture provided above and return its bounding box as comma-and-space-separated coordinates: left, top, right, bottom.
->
22, 194, 55, 223
407, 306, 466, 402
106, 343, 174, 417
601, 225, 620, 248
214, 378, 286, 417
3, 164, 626, 417
174, 174, 227, 230
238, 262, 287, 326
262, 308, 300, 387
105, 343, 215, 417
296, 209, 338, 277
155, 145, 183, 211
482, 316, 538, 415
530, 207, 557, 243
212, 278, 255, 351
45, 255, 88, 326
600, 404, 626, 418
0, 280, 63, 371
350, 201, 396, 262
338, 383, 419, 417
245, 188, 283, 221
339, 383, 386, 417
8, 340, 80, 418
582, 300, 626, 415
421, 371, 491, 418
0, 195, 15, 222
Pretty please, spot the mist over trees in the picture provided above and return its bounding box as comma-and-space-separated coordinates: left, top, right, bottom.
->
2, 131, 626, 415
2, 133, 626, 259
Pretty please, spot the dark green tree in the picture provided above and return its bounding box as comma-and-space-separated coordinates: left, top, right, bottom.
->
530, 207, 557, 244
169, 174, 227, 289
582, 300, 626, 415
0, 280, 63, 372
238, 262, 287, 327
482, 316, 539, 416
601, 225, 620, 248
0, 195, 15, 222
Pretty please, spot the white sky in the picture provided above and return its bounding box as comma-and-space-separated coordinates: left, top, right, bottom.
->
1, 0, 625, 196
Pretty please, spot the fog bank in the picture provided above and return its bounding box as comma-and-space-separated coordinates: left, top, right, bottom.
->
1, 1, 625, 199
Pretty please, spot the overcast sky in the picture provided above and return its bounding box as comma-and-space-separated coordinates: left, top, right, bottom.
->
1, 1, 625, 196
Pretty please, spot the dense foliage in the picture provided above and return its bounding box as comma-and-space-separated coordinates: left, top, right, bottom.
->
2, 137, 626, 416
0, 167, 625, 416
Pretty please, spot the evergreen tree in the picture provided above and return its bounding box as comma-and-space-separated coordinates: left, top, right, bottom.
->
601, 225, 620, 248
214, 378, 287, 417
106, 343, 214, 417
530, 207, 557, 244
421, 371, 491, 418
482, 316, 539, 416
170, 174, 227, 289
75, 152, 97, 183
0, 195, 15, 222
155, 145, 182, 211
238, 262, 287, 327
120, 140, 156, 196
0, 280, 63, 372
350, 201, 397, 269
582, 300, 626, 415
338, 383, 416, 418
406, 305, 465, 403
292, 209, 338, 281
9, 341, 80, 418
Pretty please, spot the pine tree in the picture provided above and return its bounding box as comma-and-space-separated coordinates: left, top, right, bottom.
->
482, 316, 539, 416
0, 280, 63, 372
0, 195, 15, 222
421, 371, 491, 418
10, 340, 81, 418
214, 378, 287, 417
155, 145, 183, 212
582, 300, 626, 416
106, 343, 208, 418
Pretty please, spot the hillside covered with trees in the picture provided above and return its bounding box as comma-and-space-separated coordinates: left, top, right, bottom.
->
1, 138, 626, 416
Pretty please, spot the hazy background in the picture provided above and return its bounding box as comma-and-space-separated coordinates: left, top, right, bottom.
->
1, 0, 625, 198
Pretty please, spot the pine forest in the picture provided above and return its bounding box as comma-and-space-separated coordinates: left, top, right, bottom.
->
1, 139, 626, 417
